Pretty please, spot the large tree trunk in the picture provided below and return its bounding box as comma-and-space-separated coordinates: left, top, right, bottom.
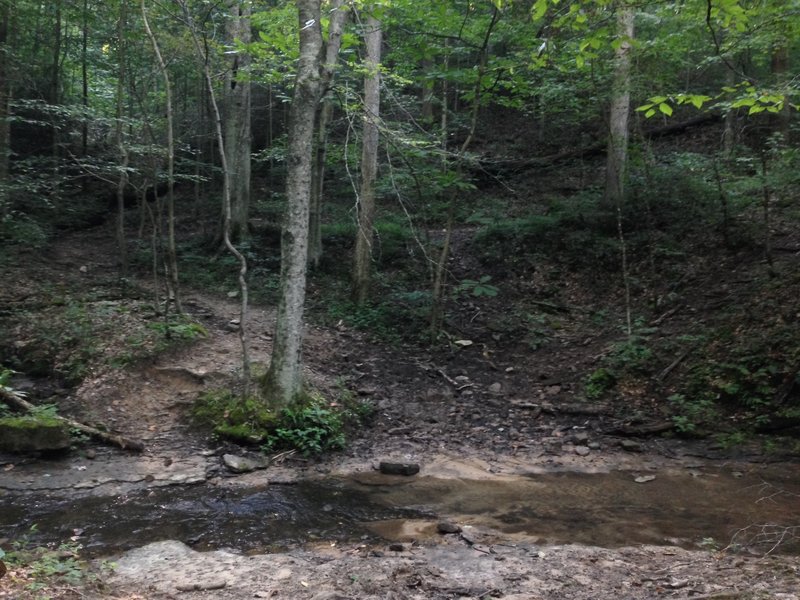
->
261, 0, 323, 408
308, 0, 348, 268
224, 0, 252, 241
351, 11, 382, 305
604, 2, 634, 207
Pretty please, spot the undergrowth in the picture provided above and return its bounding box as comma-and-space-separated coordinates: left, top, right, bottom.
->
193, 386, 372, 456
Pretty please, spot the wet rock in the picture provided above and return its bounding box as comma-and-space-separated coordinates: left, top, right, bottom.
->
437, 521, 462, 534
222, 454, 269, 474
619, 440, 642, 452
0, 417, 71, 452
574, 445, 591, 457
379, 461, 420, 476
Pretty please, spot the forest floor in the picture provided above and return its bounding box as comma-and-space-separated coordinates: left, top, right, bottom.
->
1, 221, 800, 599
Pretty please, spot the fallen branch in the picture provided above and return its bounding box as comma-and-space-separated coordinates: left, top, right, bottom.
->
0, 388, 145, 452
655, 350, 691, 383
607, 420, 674, 436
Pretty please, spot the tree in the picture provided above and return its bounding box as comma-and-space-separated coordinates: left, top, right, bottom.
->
142, 0, 182, 313
604, 1, 634, 208
261, 0, 324, 408
224, 0, 252, 241
351, 8, 382, 305
308, 0, 349, 268
0, 0, 9, 222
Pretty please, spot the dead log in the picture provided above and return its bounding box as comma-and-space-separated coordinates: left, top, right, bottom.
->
607, 420, 674, 436
0, 388, 145, 452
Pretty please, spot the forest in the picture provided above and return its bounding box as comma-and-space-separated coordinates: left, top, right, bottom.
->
0, 0, 799, 598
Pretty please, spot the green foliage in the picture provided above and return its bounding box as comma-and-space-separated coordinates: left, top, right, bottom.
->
585, 368, 617, 400
2, 526, 97, 593
195, 387, 371, 456
194, 390, 278, 444
455, 275, 499, 298
669, 393, 720, 435
268, 399, 346, 456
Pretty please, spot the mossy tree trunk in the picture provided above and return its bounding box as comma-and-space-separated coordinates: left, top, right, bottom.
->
261, 0, 323, 408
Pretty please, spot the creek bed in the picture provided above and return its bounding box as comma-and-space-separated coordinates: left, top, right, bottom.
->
1, 466, 799, 556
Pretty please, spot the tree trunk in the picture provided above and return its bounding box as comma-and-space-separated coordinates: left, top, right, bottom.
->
115, 0, 128, 278
0, 1, 10, 222
142, 0, 182, 313
81, 0, 89, 159
261, 0, 323, 408
351, 11, 382, 305
770, 44, 790, 143
604, 2, 634, 207
308, 0, 348, 268
224, 0, 252, 241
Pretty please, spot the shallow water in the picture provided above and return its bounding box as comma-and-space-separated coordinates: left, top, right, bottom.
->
1, 466, 798, 556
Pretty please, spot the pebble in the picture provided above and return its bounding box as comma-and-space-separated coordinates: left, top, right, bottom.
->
574, 445, 591, 456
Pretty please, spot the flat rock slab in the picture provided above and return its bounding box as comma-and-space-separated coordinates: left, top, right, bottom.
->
0, 454, 209, 496
107, 538, 800, 600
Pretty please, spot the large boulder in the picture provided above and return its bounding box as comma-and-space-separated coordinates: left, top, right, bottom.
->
0, 415, 71, 452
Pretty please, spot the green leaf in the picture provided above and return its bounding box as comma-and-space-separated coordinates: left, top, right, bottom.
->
748, 105, 765, 115
645, 108, 656, 118
635, 103, 654, 112
731, 98, 756, 108
658, 103, 673, 116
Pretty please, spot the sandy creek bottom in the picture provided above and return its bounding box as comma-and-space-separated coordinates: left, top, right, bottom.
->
2, 466, 799, 557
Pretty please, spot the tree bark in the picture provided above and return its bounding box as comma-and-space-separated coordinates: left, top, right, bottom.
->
308, 0, 348, 268
261, 0, 323, 408
604, 2, 634, 207
0, 1, 10, 222
115, 0, 129, 278
224, 0, 252, 241
351, 11, 382, 305
142, 0, 182, 313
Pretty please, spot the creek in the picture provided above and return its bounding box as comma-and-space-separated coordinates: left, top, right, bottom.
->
1, 466, 798, 556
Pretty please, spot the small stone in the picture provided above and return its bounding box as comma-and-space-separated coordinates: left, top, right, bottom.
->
573, 431, 590, 444
85, 448, 97, 459
574, 445, 591, 456
634, 475, 656, 484
588, 442, 601, 450
488, 382, 503, 394
619, 439, 642, 452
379, 461, 420, 476
388, 543, 405, 552
437, 521, 462, 534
